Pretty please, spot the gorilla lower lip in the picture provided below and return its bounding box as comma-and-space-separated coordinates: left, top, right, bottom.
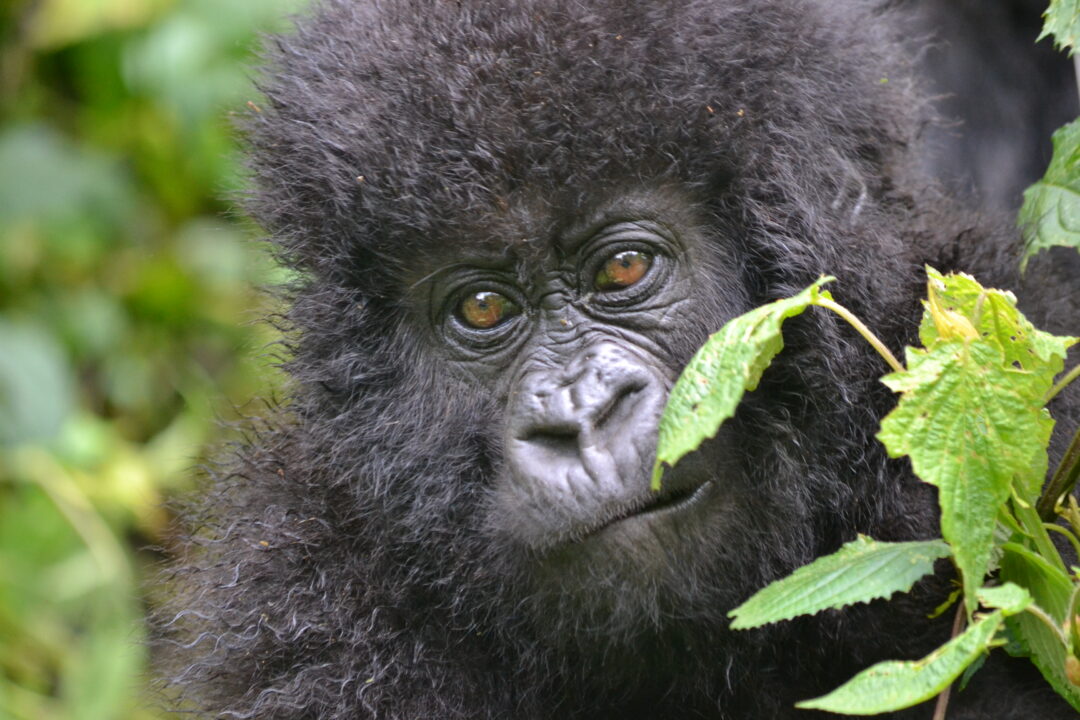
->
581, 479, 712, 541
633, 480, 712, 519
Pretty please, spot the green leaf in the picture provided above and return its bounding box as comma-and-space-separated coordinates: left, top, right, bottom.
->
728, 536, 951, 629
999, 543, 1080, 710
975, 582, 1033, 616
878, 270, 1073, 612
879, 341, 1053, 612
1020, 119, 1080, 269
651, 277, 832, 488
918, 268, 1076, 384
795, 610, 1005, 715
1039, 0, 1080, 55
1000, 544, 1072, 620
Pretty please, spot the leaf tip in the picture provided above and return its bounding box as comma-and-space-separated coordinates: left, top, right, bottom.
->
650, 462, 665, 491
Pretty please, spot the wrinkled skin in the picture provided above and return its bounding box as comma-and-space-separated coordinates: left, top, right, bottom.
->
156, 0, 1080, 718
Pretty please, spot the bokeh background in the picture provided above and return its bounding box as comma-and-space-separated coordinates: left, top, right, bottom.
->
0, 1, 306, 717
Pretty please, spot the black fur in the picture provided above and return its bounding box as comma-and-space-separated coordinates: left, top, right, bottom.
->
156, 1, 1080, 718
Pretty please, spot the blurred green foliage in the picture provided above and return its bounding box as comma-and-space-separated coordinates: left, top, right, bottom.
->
0, 0, 305, 717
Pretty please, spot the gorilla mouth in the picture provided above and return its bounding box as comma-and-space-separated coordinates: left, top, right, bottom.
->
577, 479, 713, 543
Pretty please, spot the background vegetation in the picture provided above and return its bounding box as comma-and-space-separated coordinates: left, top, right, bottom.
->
0, 1, 304, 717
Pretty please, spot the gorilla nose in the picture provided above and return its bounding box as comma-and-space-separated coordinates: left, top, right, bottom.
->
507, 342, 667, 490
516, 369, 646, 464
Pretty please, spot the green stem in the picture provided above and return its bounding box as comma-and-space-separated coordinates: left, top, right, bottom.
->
1044, 523, 1080, 564
1037, 426, 1080, 522
1022, 604, 1071, 648
1014, 490, 1068, 574
1046, 363, 1080, 405
814, 296, 905, 374
1068, 583, 1080, 653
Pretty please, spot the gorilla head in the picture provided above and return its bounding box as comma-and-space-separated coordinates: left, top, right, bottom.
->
159, 0, 1078, 718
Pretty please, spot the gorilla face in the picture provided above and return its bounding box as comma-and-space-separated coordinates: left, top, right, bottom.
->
402, 186, 778, 638
418, 191, 739, 557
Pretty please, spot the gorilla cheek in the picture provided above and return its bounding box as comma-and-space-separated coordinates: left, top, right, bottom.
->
496, 340, 673, 550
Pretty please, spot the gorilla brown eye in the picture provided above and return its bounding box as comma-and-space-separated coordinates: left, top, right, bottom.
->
459, 291, 519, 329
594, 250, 652, 291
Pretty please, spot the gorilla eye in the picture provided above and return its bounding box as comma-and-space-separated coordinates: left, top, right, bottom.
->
459, 291, 520, 329
594, 250, 652, 292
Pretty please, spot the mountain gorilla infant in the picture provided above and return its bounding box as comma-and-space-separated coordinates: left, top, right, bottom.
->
159, 0, 1080, 717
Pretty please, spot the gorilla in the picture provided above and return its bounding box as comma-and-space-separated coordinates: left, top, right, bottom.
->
157, 0, 1080, 718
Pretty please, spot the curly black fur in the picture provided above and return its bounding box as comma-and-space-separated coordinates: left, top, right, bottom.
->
156, 0, 1080, 718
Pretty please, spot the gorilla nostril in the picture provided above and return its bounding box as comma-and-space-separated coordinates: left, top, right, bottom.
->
518, 421, 579, 445
592, 380, 647, 431
523, 430, 580, 459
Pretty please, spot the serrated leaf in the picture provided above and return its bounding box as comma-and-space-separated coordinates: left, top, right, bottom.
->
728, 536, 951, 629
1039, 0, 1080, 55
1020, 119, 1080, 269
651, 278, 832, 488
878, 341, 1053, 612
795, 610, 1005, 715
918, 268, 1076, 381
999, 543, 1080, 710
975, 582, 1032, 616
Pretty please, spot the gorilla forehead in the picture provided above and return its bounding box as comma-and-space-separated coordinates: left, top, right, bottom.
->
248, 0, 912, 282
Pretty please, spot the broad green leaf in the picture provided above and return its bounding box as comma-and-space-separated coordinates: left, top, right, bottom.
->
1040, 0, 1080, 55
975, 582, 1033, 616
1020, 119, 1080, 269
999, 543, 1080, 710
652, 278, 832, 488
1000, 544, 1072, 620
795, 610, 1005, 715
878, 341, 1052, 612
728, 536, 951, 629
918, 268, 1076, 384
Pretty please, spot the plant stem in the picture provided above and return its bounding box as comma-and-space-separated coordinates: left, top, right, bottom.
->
814, 296, 905, 373
1068, 583, 1080, 653
1023, 604, 1071, 647
932, 604, 967, 720
1015, 489, 1068, 573
1037, 426, 1080, 522
1044, 522, 1080, 563
1046, 363, 1080, 404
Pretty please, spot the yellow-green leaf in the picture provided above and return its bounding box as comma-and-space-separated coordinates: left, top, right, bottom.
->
878, 341, 1052, 612
918, 268, 1076, 384
651, 277, 832, 488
